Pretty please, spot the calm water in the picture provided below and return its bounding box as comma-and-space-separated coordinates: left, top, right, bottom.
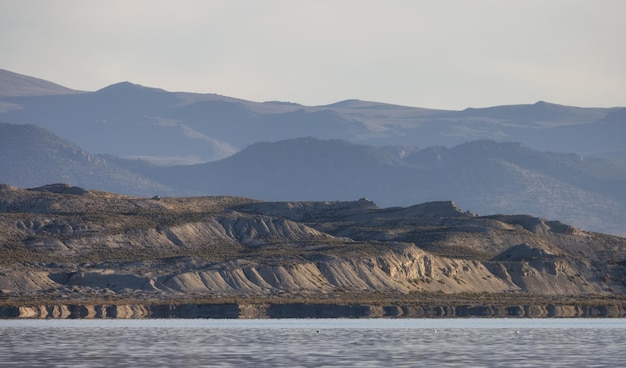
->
1, 318, 625, 367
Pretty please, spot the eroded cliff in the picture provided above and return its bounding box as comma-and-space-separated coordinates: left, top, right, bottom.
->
1, 184, 625, 317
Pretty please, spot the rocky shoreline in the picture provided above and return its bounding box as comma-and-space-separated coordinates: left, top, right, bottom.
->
2, 301, 625, 319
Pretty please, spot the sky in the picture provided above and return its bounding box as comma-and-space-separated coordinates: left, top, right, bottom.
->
1, 0, 625, 110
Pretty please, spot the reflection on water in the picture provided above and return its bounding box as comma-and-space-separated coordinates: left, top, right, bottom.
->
1, 319, 625, 367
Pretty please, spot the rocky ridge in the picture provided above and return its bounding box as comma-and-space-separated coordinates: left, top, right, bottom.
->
1, 184, 625, 318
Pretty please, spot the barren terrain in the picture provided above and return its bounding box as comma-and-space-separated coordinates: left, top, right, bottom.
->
1, 184, 625, 318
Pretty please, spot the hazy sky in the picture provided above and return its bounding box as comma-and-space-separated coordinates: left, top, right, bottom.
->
1, 0, 625, 109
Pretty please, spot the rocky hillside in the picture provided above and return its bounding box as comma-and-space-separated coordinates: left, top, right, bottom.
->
1, 184, 625, 317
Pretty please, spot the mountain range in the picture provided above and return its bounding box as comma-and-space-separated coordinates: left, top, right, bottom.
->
2, 68, 625, 163
1, 69, 626, 318
1, 69, 625, 237
2, 120, 625, 236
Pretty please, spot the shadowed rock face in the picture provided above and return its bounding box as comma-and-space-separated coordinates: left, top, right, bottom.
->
29, 184, 89, 196
492, 243, 559, 262
1, 185, 625, 317
2, 302, 624, 319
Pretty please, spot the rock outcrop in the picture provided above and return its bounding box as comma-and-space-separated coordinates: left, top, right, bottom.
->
1, 185, 625, 318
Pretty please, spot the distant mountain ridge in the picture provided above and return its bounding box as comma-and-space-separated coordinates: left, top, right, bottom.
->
0, 68, 83, 97
0, 122, 171, 196
1, 69, 624, 163
1, 69, 625, 236
126, 137, 624, 236
2, 117, 625, 235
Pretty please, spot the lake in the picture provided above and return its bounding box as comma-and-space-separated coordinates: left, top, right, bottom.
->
1, 318, 625, 367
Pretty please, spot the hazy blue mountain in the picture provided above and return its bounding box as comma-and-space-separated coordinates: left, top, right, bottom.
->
451, 100, 607, 125
1, 69, 624, 164
364, 101, 621, 154
401, 140, 626, 235
141, 137, 411, 201
0, 122, 172, 196
2, 69, 624, 234
2, 115, 624, 235
0, 82, 239, 164
0, 68, 82, 97
161, 100, 366, 149
135, 138, 626, 236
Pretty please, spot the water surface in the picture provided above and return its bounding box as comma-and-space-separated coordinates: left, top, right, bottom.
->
1, 319, 624, 367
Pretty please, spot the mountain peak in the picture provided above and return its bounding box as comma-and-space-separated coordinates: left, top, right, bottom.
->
322, 99, 365, 108
95, 81, 166, 94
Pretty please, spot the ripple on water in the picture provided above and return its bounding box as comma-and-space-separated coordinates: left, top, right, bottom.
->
1, 319, 625, 367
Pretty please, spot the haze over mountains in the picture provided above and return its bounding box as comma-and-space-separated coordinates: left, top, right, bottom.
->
1, 69, 625, 236
0, 122, 171, 196
2, 69, 625, 163
0, 69, 82, 97
116, 137, 626, 236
